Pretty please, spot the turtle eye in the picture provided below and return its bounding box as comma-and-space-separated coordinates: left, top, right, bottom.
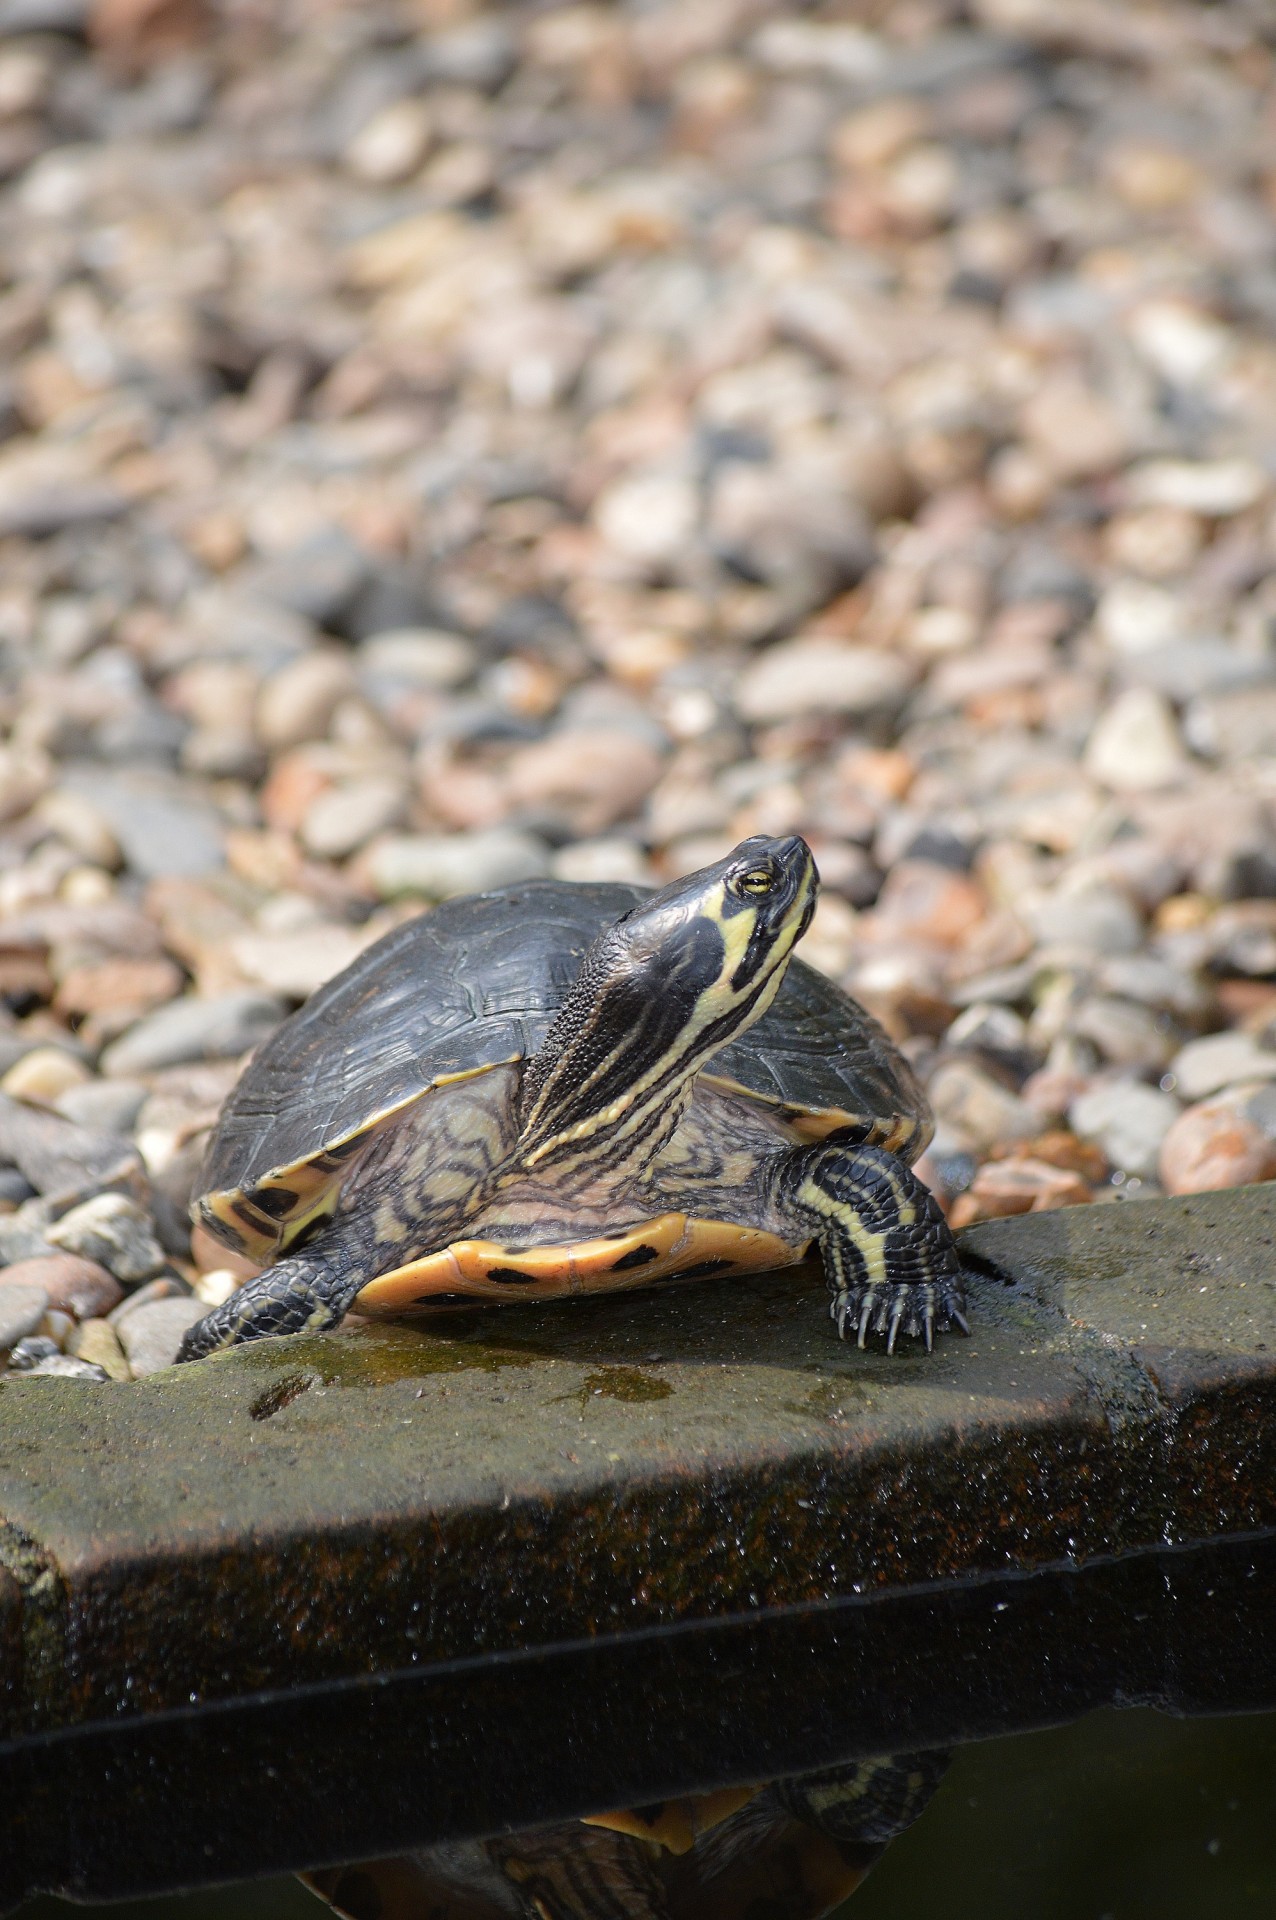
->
737, 869, 774, 896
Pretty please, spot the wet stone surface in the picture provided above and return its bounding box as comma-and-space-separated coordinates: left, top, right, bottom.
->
0, 1185, 1272, 1741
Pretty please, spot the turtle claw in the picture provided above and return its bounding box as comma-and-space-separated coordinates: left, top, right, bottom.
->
830, 1276, 969, 1355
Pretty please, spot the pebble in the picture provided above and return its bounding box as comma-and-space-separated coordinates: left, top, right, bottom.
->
59, 768, 224, 879
1185, 687, 1276, 763
100, 992, 285, 1076
550, 839, 654, 886
0, 1253, 121, 1318
866, 861, 986, 949
1083, 689, 1186, 793
53, 955, 184, 1022
54, 1079, 148, 1136
946, 1003, 1028, 1058
1069, 1081, 1180, 1180
949, 1156, 1092, 1228
299, 778, 407, 861
0, 1046, 92, 1108
0, 1169, 35, 1208
68, 1315, 131, 1379
1159, 1098, 1276, 1197
1095, 581, 1182, 657
360, 630, 475, 690
0, 1217, 58, 1265
117, 1297, 206, 1376
1020, 376, 1128, 482
361, 830, 550, 900
20, 1354, 108, 1380
594, 471, 700, 570
1027, 885, 1144, 957
191, 1268, 240, 1308
503, 730, 664, 838
6, 1336, 59, 1370
735, 640, 915, 723
0, 1282, 50, 1350
256, 653, 356, 753
107, 1276, 183, 1328
46, 1193, 167, 1284
40, 1306, 73, 1348
35, 788, 122, 869
927, 1060, 1038, 1153
1169, 1033, 1276, 1104
1068, 998, 1174, 1074
1128, 459, 1268, 517
229, 924, 376, 1000
345, 98, 433, 185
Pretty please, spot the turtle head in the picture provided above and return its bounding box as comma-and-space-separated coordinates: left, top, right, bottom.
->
519, 836, 818, 1169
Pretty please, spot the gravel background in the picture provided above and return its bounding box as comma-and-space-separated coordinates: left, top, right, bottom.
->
2, 0, 1276, 1377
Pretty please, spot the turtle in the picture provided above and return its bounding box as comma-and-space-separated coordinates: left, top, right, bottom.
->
177, 834, 967, 1363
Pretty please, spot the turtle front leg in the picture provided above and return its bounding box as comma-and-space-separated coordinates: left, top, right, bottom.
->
176, 1241, 370, 1361
772, 1142, 968, 1353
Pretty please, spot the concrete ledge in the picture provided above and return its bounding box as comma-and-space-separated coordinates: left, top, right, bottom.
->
0, 1187, 1274, 1735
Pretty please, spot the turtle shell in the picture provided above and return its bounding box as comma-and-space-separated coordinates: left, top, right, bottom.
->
196, 879, 931, 1262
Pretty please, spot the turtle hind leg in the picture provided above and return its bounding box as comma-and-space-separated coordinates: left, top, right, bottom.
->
773, 1141, 968, 1353
176, 1239, 371, 1361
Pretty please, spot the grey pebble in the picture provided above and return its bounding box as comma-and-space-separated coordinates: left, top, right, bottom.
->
1028, 886, 1145, 957
945, 1003, 1029, 1058
7, 1334, 60, 1368
59, 766, 225, 879
0, 1216, 54, 1265
0, 1, 90, 35
54, 1080, 149, 1136
1170, 1032, 1276, 1103
1068, 997, 1174, 1074
241, 528, 371, 628
1069, 1081, 1180, 1180
100, 992, 285, 1077
927, 1059, 1038, 1152
365, 829, 550, 900
0, 1283, 50, 1349
46, 1193, 167, 1284
0, 1169, 36, 1206
117, 1298, 207, 1376
106, 1276, 185, 1327
20, 1354, 109, 1381
0, 1091, 140, 1197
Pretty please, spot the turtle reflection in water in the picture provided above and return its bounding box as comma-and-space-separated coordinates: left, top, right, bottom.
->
303, 1750, 951, 1920
181, 836, 966, 1361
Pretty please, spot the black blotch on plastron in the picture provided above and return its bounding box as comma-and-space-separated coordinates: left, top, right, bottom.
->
673, 1257, 734, 1278
610, 1243, 660, 1271
486, 1266, 539, 1284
